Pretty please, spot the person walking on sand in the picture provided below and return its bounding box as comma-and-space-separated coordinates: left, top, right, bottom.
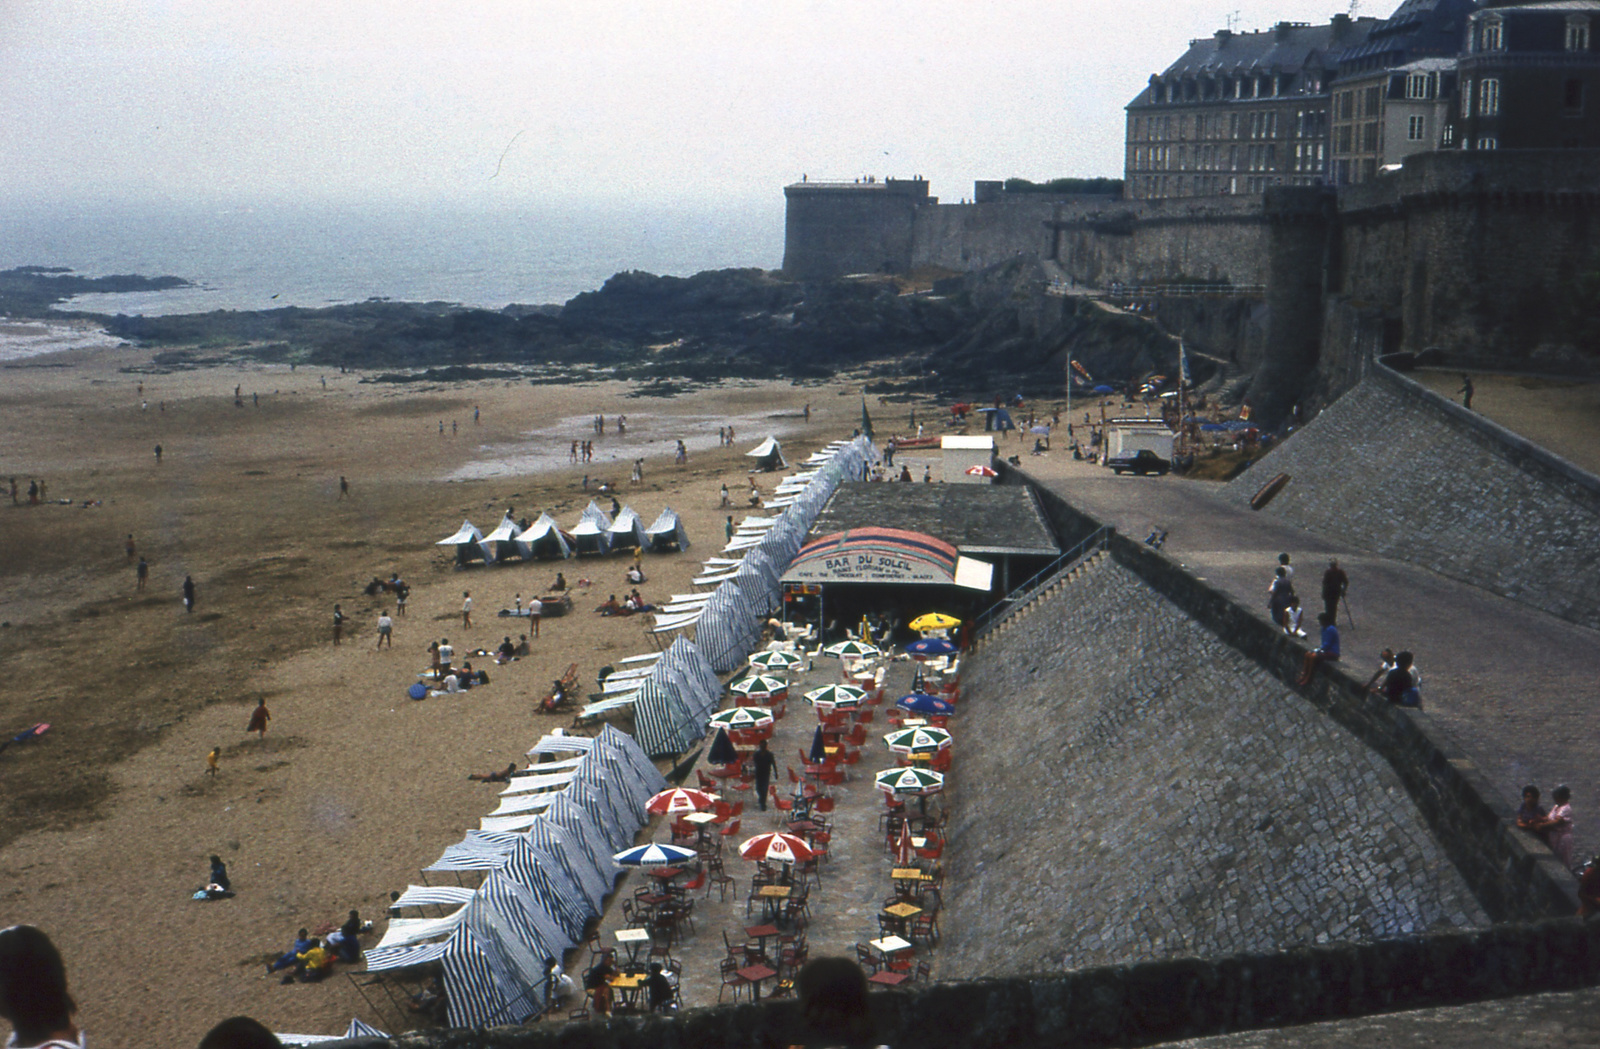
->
462, 591, 473, 627
339, 476, 349, 499
125, 534, 136, 559
395, 581, 408, 617
376, 611, 392, 649
8, 478, 16, 505
182, 575, 196, 613
136, 557, 149, 591
1458, 374, 1474, 410
332, 604, 345, 645
474, 405, 480, 425
720, 483, 729, 507
247, 699, 271, 739
206, 746, 220, 777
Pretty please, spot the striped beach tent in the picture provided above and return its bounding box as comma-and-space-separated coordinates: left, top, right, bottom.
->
630, 678, 700, 759
524, 821, 610, 910
606, 506, 648, 552
441, 921, 537, 1029
362, 939, 450, 973
540, 795, 620, 898
515, 513, 573, 560
527, 733, 594, 757
501, 837, 593, 942
390, 884, 476, 911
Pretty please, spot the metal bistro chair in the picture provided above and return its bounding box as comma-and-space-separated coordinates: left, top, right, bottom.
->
854, 943, 882, 975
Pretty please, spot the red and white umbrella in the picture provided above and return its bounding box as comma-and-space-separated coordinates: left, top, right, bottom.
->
738, 831, 816, 865
894, 820, 915, 866
645, 787, 718, 816
964, 465, 998, 477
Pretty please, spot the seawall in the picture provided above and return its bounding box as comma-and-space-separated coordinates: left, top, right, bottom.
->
1219, 362, 1600, 632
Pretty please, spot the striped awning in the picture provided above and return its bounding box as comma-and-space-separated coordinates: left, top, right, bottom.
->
390, 884, 477, 910
784, 527, 961, 586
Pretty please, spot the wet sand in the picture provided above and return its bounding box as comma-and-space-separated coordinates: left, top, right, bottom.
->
0, 343, 857, 1046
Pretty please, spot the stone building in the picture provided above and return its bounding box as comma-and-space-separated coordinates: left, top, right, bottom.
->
1124, 16, 1377, 199
1450, 0, 1600, 150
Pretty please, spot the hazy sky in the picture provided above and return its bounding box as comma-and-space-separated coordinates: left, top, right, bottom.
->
1, 0, 1366, 209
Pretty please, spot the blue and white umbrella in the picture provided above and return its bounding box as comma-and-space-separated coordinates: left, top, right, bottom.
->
905, 637, 956, 658
896, 693, 955, 716
613, 842, 698, 868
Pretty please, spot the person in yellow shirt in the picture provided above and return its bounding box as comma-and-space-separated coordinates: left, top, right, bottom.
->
295, 940, 334, 983
205, 747, 220, 777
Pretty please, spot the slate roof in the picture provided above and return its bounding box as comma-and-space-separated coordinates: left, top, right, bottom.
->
1336, 0, 1479, 67
807, 483, 1059, 557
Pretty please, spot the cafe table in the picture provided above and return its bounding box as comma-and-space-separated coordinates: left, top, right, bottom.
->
614, 927, 651, 965
868, 970, 910, 988
869, 935, 913, 969
737, 963, 778, 1001
683, 811, 719, 843
756, 883, 792, 922
744, 923, 780, 960
608, 971, 647, 1011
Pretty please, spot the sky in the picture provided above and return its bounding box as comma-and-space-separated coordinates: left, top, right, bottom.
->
0, 0, 1370, 210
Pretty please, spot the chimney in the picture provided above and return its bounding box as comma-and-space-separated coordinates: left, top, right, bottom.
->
1275, 21, 1295, 41
1215, 28, 1232, 46
1330, 13, 1351, 39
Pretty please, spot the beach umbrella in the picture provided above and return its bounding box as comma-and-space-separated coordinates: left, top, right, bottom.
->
908, 613, 960, 632
894, 820, 915, 866
822, 640, 881, 660
808, 726, 827, 763
897, 693, 956, 716
883, 727, 954, 755
613, 842, 698, 868
707, 707, 774, 732
747, 649, 803, 671
804, 684, 867, 710
729, 674, 789, 700
1093, 384, 1116, 394
645, 787, 719, 816
905, 637, 956, 659
738, 832, 816, 865
874, 767, 945, 797
707, 728, 739, 766
964, 465, 998, 477
407, 682, 427, 700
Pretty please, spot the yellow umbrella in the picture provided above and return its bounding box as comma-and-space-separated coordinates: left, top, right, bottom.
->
909, 613, 961, 632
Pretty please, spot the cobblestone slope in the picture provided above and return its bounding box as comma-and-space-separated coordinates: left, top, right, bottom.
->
1221, 369, 1600, 630
942, 557, 1488, 977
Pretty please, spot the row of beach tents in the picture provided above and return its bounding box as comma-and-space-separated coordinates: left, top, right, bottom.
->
359, 725, 667, 1029
437, 504, 690, 566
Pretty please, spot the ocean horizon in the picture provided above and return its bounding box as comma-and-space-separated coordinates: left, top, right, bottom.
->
0, 195, 785, 317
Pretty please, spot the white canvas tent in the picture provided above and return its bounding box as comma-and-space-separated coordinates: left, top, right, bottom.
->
645, 507, 691, 552
745, 435, 787, 472
606, 506, 648, 553
515, 513, 573, 560
436, 520, 488, 567
481, 516, 524, 562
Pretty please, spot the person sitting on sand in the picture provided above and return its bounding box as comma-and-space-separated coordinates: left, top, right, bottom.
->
515, 634, 530, 656
327, 910, 363, 964
551, 572, 567, 591
626, 563, 646, 584
630, 589, 655, 613
496, 637, 516, 664
267, 929, 315, 974
596, 594, 623, 616
441, 672, 461, 694
623, 592, 641, 613
469, 763, 517, 783
293, 939, 333, 983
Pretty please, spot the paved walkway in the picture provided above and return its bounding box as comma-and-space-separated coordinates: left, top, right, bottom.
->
587, 655, 944, 1013
1019, 453, 1600, 867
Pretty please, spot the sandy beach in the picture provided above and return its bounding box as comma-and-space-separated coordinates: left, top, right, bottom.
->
0, 342, 861, 1046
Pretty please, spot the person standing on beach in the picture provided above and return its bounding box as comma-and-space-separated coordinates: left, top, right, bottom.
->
154, 444, 163, 463
1321, 559, 1348, 623
462, 591, 473, 628
528, 594, 542, 638
451, 420, 458, 435
246, 698, 271, 738
439, 421, 444, 435
332, 604, 345, 645
725, 516, 734, 541
720, 484, 729, 507
1458, 374, 1474, 410
182, 575, 196, 613
206, 746, 220, 777
395, 582, 408, 617
474, 405, 480, 425
339, 476, 349, 499
8, 478, 16, 505
125, 534, 136, 559
376, 611, 393, 649
804, 403, 811, 421
136, 557, 149, 591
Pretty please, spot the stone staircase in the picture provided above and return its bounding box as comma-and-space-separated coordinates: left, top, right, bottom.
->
971, 548, 1111, 653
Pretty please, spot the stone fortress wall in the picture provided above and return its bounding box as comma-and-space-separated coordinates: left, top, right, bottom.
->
941, 553, 1488, 980
1220, 360, 1600, 632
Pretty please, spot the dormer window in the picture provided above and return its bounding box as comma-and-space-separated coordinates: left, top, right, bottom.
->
1567, 16, 1590, 52
1406, 72, 1434, 100
1480, 18, 1504, 52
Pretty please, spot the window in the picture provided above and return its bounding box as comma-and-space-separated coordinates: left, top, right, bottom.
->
1480, 18, 1503, 51
1406, 73, 1434, 100
1408, 115, 1426, 141
1481, 78, 1500, 117
1477, 136, 1498, 150
1363, 86, 1382, 118
1567, 17, 1590, 52
1336, 91, 1353, 120
1461, 79, 1474, 117
1442, 124, 1455, 147
1565, 78, 1585, 113
1335, 125, 1353, 153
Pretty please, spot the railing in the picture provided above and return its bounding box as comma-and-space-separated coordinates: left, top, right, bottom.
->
1042, 280, 1265, 299
971, 526, 1112, 639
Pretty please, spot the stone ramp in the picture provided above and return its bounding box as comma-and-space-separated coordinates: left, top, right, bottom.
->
1221, 366, 1600, 631
941, 554, 1487, 978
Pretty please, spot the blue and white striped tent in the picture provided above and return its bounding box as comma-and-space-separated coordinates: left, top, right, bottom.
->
524, 821, 610, 910
362, 938, 451, 973
540, 794, 622, 898
631, 678, 700, 758
500, 837, 592, 942
441, 922, 529, 1029
657, 638, 720, 712
390, 884, 477, 910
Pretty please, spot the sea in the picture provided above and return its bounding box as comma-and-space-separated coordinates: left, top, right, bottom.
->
0, 195, 783, 361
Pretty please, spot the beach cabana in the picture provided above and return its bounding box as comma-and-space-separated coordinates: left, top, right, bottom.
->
645, 507, 692, 552
606, 506, 648, 553
515, 513, 572, 561
570, 503, 613, 556
436, 520, 488, 567
745, 435, 787, 472
481, 516, 525, 563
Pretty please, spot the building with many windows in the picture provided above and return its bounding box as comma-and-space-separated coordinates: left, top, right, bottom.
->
1125, 16, 1377, 199
1451, 0, 1600, 150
